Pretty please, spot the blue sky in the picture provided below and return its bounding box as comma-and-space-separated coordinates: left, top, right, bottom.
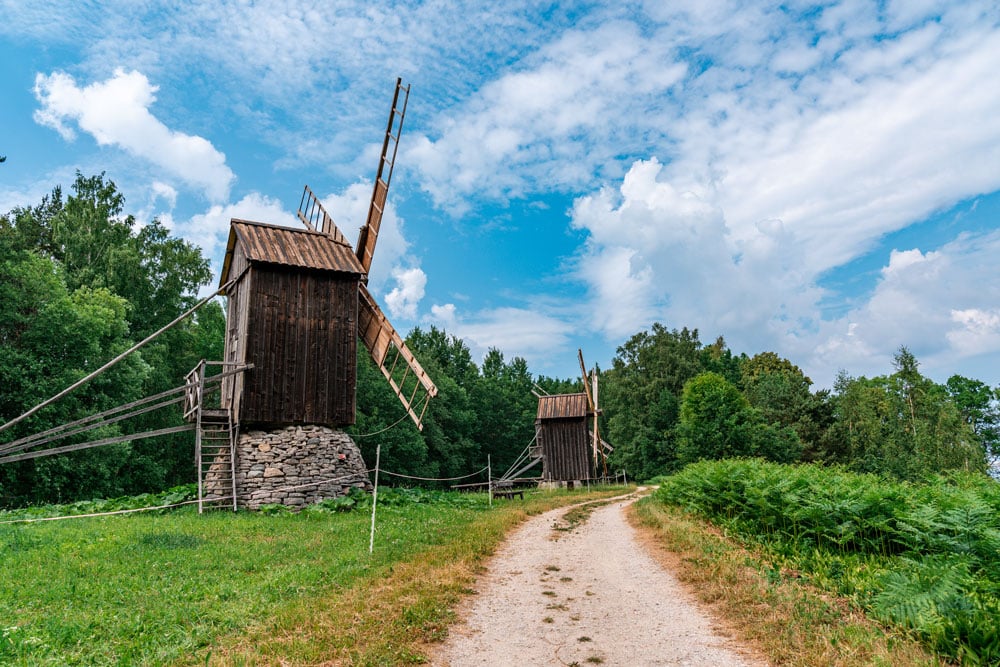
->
1, 1, 999, 388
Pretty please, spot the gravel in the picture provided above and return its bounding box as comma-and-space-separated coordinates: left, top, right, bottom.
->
432, 492, 765, 666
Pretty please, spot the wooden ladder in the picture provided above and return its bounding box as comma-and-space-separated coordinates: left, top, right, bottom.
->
196, 409, 237, 512
186, 360, 240, 512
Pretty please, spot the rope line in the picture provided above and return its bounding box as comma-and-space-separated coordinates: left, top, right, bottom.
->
380, 466, 489, 482
0, 463, 493, 524
350, 411, 411, 438
0, 497, 216, 524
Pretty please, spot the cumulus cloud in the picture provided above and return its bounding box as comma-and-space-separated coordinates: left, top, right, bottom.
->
948, 309, 1000, 357
150, 181, 177, 208
810, 231, 1000, 382
384, 267, 426, 320
427, 303, 572, 368
571, 158, 822, 343
570, 156, 1000, 386
318, 182, 409, 293
408, 20, 686, 211
162, 192, 297, 286
33, 68, 234, 201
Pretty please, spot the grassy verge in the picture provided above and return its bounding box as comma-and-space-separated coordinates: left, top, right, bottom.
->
653, 460, 1000, 664
631, 497, 941, 666
0, 486, 629, 665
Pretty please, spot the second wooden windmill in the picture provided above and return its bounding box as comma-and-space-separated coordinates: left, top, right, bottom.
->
534, 350, 610, 487
196, 79, 438, 509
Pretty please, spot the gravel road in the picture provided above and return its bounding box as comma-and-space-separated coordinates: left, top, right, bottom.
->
433, 492, 763, 666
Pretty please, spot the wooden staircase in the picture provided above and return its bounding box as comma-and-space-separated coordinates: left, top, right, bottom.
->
185, 361, 249, 513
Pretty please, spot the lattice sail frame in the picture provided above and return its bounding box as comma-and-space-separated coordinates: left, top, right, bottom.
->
359, 284, 438, 429
356, 78, 409, 275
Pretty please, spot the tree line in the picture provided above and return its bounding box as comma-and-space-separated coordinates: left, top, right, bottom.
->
1, 174, 998, 506
602, 324, 998, 482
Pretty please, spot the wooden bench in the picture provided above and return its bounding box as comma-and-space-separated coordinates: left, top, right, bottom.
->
491, 486, 524, 500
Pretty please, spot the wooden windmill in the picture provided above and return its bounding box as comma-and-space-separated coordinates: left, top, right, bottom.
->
205, 79, 437, 509
534, 349, 609, 485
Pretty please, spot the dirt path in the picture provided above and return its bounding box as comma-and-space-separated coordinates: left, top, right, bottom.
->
433, 492, 763, 666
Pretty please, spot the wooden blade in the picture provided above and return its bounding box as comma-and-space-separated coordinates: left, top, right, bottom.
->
358, 283, 437, 430
356, 78, 410, 275
578, 349, 595, 412
297, 185, 351, 245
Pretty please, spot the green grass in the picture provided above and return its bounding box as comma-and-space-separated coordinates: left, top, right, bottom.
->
0, 485, 630, 665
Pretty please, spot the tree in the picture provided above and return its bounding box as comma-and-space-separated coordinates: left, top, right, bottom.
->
740, 352, 836, 461
831, 349, 985, 480
404, 327, 479, 481
0, 173, 217, 504
946, 375, 1000, 469
675, 372, 801, 466
471, 349, 537, 476
602, 325, 715, 480
351, 351, 431, 480
0, 238, 149, 504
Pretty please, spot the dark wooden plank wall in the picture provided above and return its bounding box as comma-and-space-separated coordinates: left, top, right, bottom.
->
539, 419, 591, 481
239, 266, 358, 426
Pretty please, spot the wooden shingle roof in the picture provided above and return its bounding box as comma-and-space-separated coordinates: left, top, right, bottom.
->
220, 219, 364, 285
536, 393, 590, 421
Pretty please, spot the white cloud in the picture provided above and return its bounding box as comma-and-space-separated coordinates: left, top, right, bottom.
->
804, 231, 1000, 383
163, 192, 296, 286
33, 68, 234, 201
318, 182, 409, 293
570, 154, 1000, 387
427, 303, 572, 368
948, 309, 1000, 357
150, 181, 177, 209
384, 267, 426, 320
408, 20, 687, 211
571, 158, 823, 344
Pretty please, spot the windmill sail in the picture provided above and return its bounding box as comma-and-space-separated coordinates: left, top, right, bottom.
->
297, 185, 352, 245
356, 78, 410, 275
358, 283, 437, 430
578, 349, 606, 476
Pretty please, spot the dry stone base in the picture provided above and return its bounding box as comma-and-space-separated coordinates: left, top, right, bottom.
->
212, 425, 372, 510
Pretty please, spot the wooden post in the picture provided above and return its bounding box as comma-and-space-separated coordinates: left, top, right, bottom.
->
369, 444, 381, 554
488, 455, 492, 508
195, 360, 206, 514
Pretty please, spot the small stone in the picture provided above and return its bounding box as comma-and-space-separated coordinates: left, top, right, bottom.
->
258, 442, 271, 453
263, 467, 284, 478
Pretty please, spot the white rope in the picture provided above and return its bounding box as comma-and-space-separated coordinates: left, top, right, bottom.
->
0, 463, 494, 525
0, 497, 216, 524
380, 466, 489, 482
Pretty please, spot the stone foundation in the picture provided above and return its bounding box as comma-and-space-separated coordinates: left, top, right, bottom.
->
208, 425, 372, 510
538, 480, 583, 490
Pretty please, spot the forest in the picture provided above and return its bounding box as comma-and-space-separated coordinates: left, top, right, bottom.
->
1, 173, 998, 507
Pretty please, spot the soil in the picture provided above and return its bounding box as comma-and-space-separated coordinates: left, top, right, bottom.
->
432, 490, 766, 666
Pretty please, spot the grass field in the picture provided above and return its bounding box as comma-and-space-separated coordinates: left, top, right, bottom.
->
0, 486, 628, 665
